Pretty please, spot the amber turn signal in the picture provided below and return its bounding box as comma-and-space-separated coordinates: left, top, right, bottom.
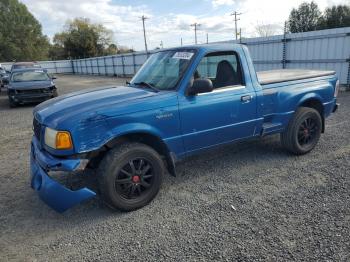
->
56, 131, 73, 150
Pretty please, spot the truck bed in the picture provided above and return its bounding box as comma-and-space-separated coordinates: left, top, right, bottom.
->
257, 69, 335, 85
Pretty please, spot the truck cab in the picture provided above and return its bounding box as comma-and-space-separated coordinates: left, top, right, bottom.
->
29, 44, 339, 212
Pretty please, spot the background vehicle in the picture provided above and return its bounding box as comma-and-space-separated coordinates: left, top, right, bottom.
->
30, 44, 339, 212
8, 68, 57, 107
0, 66, 10, 89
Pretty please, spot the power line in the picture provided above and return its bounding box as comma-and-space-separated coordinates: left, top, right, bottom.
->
231, 11, 242, 41
140, 15, 149, 52
190, 23, 201, 45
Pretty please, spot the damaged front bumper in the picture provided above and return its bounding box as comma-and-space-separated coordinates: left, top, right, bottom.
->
30, 136, 96, 213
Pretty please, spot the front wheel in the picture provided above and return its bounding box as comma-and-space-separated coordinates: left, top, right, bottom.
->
97, 142, 164, 211
281, 107, 322, 155
8, 98, 18, 108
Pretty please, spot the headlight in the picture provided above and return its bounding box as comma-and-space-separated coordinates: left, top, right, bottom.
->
7, 87, 16, 95
43, 86, 55, 93
44, 127, 73, 150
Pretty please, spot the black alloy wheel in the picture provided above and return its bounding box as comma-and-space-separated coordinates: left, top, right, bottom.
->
297, 117, 319, 147
115, 158, 154, 200
281, 107, 322, 155
98, 142, 164, 211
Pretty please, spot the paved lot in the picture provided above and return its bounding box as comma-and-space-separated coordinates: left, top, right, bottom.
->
0, 75, 349, 261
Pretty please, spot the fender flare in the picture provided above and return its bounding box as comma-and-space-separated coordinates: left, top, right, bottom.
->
104, 124, 177, 176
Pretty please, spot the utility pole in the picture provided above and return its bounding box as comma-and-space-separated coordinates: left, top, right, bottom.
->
206, 33, 209, 44
181, 37, 183, 46
160, 40, 163, 49
190, 23, 201, 44
140, 15, 149, 52
231, 11, 242, 40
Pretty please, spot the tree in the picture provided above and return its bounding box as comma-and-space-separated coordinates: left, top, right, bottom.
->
104, 44, 118, 55
116, 45, 134, 54
288, 1, 322, 33
51, 18, 117, 59
318, 5, 350, 30
48, 33, 66, 60
0, 0, 50, 61
255, 22, 283, 37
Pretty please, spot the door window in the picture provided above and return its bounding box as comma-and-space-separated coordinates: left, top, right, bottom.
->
195, 52, 244, 89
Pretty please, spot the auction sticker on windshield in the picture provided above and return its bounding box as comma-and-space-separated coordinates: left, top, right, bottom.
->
172, 52, 194, 60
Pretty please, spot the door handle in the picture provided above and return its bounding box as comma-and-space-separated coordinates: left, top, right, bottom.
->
241, 95, 252, 103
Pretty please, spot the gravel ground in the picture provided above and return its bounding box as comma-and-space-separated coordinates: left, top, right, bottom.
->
0, 75, 349, 261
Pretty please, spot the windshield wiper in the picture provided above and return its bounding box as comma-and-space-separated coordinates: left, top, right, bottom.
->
133, 81, 159, 92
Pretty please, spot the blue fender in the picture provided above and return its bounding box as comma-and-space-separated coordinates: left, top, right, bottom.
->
297, 92, 324, 108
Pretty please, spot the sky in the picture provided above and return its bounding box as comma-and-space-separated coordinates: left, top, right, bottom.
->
21, 0, 349, 51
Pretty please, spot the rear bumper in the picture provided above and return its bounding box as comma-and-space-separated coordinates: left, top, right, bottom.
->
323, 98, 339, 117
30, 136, 96, 212
333, 103, 339, 113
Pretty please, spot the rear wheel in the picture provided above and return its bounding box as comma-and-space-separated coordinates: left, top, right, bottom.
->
281, 107, 322, 155
97, 142, 164, 211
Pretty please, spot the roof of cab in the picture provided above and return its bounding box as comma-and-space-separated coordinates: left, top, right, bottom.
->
159, 43, 241, 53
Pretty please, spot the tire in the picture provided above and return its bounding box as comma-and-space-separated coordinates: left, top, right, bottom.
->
9, 98, 17, 108
281, 107, 322, 155
97, 142, 164, 211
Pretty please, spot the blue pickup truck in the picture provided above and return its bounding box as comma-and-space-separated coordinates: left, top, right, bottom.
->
30, 44, 339, 212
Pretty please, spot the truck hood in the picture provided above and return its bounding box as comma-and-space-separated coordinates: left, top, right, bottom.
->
10, 80, 53, 90
33, 85, 160, 127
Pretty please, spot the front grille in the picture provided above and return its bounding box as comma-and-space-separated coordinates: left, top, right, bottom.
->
33, 117, 42, 141
17, 89, 49, 94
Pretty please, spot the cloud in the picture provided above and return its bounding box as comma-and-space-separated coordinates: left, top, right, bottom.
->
20, 0, 350, 51
212, 0, 235, 8
21, 0, 151, 45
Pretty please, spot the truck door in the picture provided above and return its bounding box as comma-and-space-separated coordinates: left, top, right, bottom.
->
179, 51, 257, 153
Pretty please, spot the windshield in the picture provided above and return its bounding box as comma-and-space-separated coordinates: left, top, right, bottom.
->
130, 50, 195, 90
12, 64, 38, 70
11, 71, 50, 82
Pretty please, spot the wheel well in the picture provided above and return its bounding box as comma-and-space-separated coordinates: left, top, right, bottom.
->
108, 132, 169, 156
300, 99, 325, 132
89, 132, 176, 176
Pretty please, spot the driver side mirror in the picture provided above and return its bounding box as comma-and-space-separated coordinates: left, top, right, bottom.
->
187, 78, 213, 96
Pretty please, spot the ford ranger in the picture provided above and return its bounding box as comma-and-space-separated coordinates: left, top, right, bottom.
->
30, 44, 339, 212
